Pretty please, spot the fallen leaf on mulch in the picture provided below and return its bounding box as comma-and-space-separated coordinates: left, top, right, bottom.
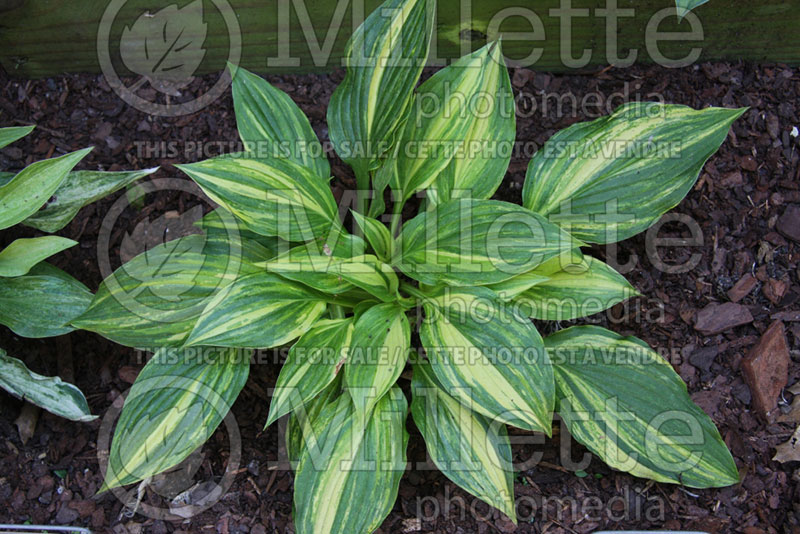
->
772, 425, 800, 463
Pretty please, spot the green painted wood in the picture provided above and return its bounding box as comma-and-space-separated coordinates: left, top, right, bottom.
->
0, 0, 796, 78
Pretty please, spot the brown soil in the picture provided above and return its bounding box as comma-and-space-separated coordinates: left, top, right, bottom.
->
1, 60, 799, 534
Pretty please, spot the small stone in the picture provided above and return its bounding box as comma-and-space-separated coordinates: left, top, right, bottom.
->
694, 302, 754, 335
55, 504, 80, 524
728, 274, 757, 303
689, 346, 719, 372
742, 320, 790, 419
777, 204, 800, 243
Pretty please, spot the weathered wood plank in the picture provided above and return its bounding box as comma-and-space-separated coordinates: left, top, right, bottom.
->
0, 0, 797, 78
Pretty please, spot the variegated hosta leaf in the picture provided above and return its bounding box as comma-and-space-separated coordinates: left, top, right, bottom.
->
230, 64, 330, 180
196, 207, 285, 258
266, 318, 354, 427
0, 147, 92, 230
676, 0, 708, 19
546, 326, 739, 488
23, 168, 158, 233
345, 303, 410, 416
485, 270, 549, 301
513, 253, 638, 320
327, 0, 434, 182
0, 236, 77, 277
185, 272, 327, 348
294, 387, 408, 534
411, 362, 515, 520
176, 156, 340, 242
0, 348, 95, 422
263, 234, 367, 295
0, 262, 92, 338
418, 286, 554, 433
396, 198, 582, 286
102, 346, 249, 490
351, 210, 392, 261
0, 125, 35, 149
394, 42, 504, 202
286, 377, 344, 465
522, 103, 745, 244
73, 233, 267, 348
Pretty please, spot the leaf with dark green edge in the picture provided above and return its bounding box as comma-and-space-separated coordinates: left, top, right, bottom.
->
195, 207, 285, 258
293, 386, 408, 534
73, 233, 265, 348
427, 41, 514, 206
0, 172, 13, 186
395, 198, 582, 286
0, 236, 77, 277
418, 285, 554, 433
0, 147, 92, 230
351, 210, 392, 261
522, 103, 745, 244
185, 272, 328, 348
393, 42, 500, 202
21, 168, 157, 233
266, 318, 354, 428
513, 254, 638, 320
411, 361, 515, 521
101, 346, 250, 490
263, 233, 368, 295
327, 0, 435, 184
676, 0, 708, 19
230, 64, 330, 180
485, 271, 550, 301
328, 255, 399, 303
345, 303, 410, 417
546, 325, 739, 488
0, 262, 92, 338
0, 125, 34, 149
0, 348, 95, 422
286, 376, 344, 466
175, 155, 340, 243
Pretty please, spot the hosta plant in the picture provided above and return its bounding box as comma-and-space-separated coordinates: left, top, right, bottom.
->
0, 126, 155, 421
75, 0, 744, 531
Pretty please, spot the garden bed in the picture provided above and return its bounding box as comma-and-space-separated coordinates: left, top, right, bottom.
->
0, 60, 798, 533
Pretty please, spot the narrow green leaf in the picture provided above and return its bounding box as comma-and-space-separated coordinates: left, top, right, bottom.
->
0, 236, 77, 277
327, 0, 434, 180
286, 377, 344, 465
73, 232, 268, 348
546, 326, 739, 488
411, 362, 516, 520
195, 207, 286, 257
676, 0, 708, 19
345, 303, 410, 417
176, 156, 339, 242
352, 210, 392, 261
394, 42, 500, 201
396, 198, 582, 286
513, 253, 638, 320
230, 64, 330, 180
266, 318, 354, 427
0, 347, 95, 422
0, 125, 35, 149
23, 168, 158, 233
419, 286, 554, 433
428, 42, 515, 205
522, 103, 745, 243
294, 387, 408, 534
0, 262, 92, 338
185, 272, 327, 348
0, 147, 92, 230
102, 346, 249, 490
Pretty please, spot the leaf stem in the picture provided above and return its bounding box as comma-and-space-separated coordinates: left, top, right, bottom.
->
399, 281, 428, 303
329, 304, 345, 319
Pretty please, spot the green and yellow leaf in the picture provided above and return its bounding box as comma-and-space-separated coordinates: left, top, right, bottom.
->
546, 326, 739, 488
102, 346, 249, 490
0, 236, 77, 277
418, 286, 554, 433
522, 103, 745, 243
352, 210, 393, 261
411, 362, 515, 520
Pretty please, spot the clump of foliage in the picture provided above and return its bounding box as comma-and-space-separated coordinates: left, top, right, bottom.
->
0, 126, 155, 421
74, 0, 744, 531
